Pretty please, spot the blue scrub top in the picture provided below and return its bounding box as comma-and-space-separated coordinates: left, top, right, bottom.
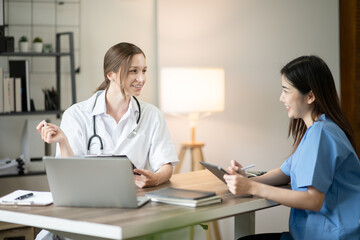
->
280, 114, 360, 240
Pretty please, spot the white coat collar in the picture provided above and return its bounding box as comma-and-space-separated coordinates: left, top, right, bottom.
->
91, 90, 106, 116
88, 90, 140, 120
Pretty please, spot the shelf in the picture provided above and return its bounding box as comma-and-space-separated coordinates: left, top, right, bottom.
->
0, 110, 63, 117
0, 171, 46, 179
6, 24, 80, 28
0, 52, 71, 57
0, 32, 76, 117
5, 0, 79, 3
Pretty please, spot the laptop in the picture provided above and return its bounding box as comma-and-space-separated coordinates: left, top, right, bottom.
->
43, 156, 149, 208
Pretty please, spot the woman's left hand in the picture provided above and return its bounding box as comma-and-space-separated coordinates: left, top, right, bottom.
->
224, 173, 253, 195
133, 169, 159, 188
133, 164, 172, 188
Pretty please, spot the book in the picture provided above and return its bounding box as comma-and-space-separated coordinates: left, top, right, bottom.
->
9, 60, 30, 112
14, 77, 22, 112
3, 77, 14, 112
0, 190, 53, 206
145, 187, 222, 207
0, 67, 2, 112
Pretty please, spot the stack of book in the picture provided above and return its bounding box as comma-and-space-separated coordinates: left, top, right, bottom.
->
0, 60, 30, 113
145, 187, 222, 207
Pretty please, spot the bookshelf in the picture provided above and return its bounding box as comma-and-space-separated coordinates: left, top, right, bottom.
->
0, 0, 80, 117
0, 32, 76, 117
0, 0, 80, 164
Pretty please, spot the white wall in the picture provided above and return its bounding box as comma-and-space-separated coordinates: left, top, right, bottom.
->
158, 0, 339, 238
78, 0, 157, 104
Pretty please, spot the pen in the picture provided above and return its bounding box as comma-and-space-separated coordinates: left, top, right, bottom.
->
241, 164, 256, 171
15, 193, 34, 200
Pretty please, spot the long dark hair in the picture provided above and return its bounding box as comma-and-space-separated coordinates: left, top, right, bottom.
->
96, 42, 145, 96
280, 55, 356, 152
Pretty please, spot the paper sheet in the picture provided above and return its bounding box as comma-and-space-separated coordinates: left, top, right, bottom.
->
0, 190, 53, 206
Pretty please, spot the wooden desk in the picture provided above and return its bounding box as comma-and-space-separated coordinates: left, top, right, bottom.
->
0, 170, 279, 240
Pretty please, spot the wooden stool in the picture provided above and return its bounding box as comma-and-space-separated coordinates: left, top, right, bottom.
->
174, 141, 205, 173
174, 141, 221, 240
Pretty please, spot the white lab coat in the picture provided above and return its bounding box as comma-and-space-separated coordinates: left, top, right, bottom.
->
38, 91, 179, 240
56, 90, 179, 171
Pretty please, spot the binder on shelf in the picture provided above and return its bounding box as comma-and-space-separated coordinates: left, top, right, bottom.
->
0, 67, 2, 112
3, 77, 14, 112
9, 60, 30, 112
14, 77, 21, 112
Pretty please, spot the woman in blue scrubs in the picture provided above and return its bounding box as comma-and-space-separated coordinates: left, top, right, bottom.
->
224, 55, 360, 240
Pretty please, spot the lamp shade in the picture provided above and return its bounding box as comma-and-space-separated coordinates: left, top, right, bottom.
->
160, 68, 225, 114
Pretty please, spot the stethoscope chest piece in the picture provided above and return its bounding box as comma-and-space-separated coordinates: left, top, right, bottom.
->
128, 130, 137, 138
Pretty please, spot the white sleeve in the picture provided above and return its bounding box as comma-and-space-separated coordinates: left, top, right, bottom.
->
148, 109, 179, 171
55, 107, 88, 157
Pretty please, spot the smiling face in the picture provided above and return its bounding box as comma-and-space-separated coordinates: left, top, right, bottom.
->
279, 75, 315, 127
123, 53, 147, 97
107, 53, 147, 98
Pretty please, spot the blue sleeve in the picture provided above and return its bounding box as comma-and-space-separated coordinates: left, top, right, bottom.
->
280, 155, 292, 176
295, 125, 337, 194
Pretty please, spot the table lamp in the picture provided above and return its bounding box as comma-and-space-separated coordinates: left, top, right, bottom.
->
160, 67, 225, 173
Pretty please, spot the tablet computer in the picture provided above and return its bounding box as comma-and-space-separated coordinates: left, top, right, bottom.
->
200, 161, 228, 184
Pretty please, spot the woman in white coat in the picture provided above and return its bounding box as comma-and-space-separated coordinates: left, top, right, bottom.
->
37, 42, 178, 188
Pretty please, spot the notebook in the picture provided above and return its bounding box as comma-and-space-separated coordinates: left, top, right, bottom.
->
0, 190, 53, 206
43, 156, 149, 208
145, 187, 221, 207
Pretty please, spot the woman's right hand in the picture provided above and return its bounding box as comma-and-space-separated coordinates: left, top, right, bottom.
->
224, 160, 251, 196
227, 160, 247, 177
36, 120, 66, 144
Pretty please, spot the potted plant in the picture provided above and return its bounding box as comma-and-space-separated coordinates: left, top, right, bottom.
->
33, 37, 43, 53
19, 36, 29, 52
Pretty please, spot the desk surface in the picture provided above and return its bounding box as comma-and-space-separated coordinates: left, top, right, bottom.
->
0, 170, 278, 240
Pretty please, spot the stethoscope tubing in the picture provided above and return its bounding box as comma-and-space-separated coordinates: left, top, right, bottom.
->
87, 96, 141, 152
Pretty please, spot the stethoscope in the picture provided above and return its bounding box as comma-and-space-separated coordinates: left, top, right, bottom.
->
87, 96, 141, 153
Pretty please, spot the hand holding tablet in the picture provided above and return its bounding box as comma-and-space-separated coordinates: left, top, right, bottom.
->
200, 161, 255, 184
